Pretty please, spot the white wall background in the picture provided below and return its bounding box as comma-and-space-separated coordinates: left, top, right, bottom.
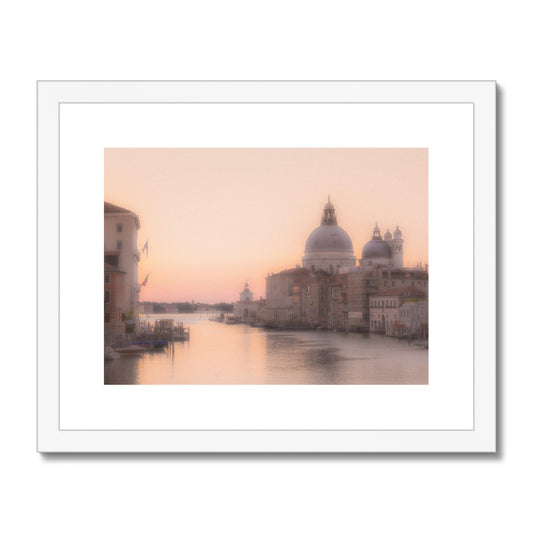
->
0, 1, 526, 532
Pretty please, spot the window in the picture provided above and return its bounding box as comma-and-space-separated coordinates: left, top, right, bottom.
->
104, 313, 110, 323
392, 281, 395, 287
105, 274, 110, 283
116, 223, 123, 233
105, 290, 110, 303
104, 254, 119, 267
117, 240, 123, 250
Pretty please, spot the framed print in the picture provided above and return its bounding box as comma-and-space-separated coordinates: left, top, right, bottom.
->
37, 80, 496, 452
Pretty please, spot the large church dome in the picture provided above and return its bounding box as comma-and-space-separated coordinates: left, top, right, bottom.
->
304, 225, 354, 253
302, 198, 356, 273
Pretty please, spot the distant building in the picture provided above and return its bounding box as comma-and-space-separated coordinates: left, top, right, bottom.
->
240, 281, 254, 303
369, 287, 427, 336
234, 281, 262, 322
139, 302, 154, 314
104, 202, 141, 338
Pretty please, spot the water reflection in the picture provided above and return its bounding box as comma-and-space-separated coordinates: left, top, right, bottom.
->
104, 313, 428, 385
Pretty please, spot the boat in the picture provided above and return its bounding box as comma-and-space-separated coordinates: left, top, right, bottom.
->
225, 315, 241, 325
132, 339, 168, 349
114, 345, 146, 355
104, 346, 120, 360
171, 323, 190, 341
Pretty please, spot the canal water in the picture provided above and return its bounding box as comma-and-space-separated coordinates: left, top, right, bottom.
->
104, 313, 428, 385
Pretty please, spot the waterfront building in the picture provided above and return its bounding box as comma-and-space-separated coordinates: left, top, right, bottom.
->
345, 264, 428, 331
264, 197, 428, 333
328, 273, 348, 329
264, 268, 331, 327
104, 202, 141, 337
369, 287, 427, 336
234, 281, 262, 322
264, 268, 309, 325
104, 261, 126, 344
399, 300, 429, 338
345, 268, 380, 330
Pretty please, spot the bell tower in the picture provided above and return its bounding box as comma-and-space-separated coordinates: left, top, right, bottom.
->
392, 226, 404, 268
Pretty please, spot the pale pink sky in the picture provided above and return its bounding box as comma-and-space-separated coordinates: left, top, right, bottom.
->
105, 148, 428, 303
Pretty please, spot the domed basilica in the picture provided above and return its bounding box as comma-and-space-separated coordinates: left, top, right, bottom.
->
302, 198, 404, 273
263, 197, 427, 332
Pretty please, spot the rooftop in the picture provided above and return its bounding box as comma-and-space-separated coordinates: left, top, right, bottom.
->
104, 201, 141, 229
104, 201, 135, 214
373, 287, 426, 299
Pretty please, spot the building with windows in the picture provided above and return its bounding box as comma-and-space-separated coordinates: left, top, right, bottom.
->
399, 300, 429, 338
104, 202, 141, 340
262, 197, 428, 333
369, 287, 427, 336
104, 261, 126, 344
264, 267, 331, 328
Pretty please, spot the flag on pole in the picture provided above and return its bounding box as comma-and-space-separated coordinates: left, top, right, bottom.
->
141, 273, 149, 287
142, 239, 149, 257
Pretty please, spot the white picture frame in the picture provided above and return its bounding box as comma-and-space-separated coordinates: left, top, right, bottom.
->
37, 80, 496, 453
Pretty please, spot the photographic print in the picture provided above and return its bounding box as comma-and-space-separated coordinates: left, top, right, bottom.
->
38, 81, 495, 452
104, 147, 428, 385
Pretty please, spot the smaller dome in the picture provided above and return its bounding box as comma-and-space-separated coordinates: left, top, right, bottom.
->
362, 239, 392, 259
384, 229, 392, 241
394, 226, 402, 239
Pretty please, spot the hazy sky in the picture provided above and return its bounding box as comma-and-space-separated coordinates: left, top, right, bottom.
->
105, 148, 427, 303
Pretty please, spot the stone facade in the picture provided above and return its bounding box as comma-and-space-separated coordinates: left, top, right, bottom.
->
104, 263, 126, 344
263, 265, 428, 333
264, 268, 331, 328
104, 202, 141, 340
369, 287, 427, 336
260, 198, 428, 334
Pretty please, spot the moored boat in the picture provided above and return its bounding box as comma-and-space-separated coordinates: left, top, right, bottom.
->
114, 345, 146, 355
104, 346, 120, 360
132, 339, 168, 349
